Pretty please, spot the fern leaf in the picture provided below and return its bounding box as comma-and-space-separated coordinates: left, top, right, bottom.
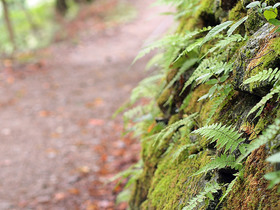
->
216, 176, 238, 208
201, 21, 233, 45
237, 118, 280, 163
227, 16, 248, 36
183, 182, 221, 210
192, 123, 244, 152
172, 143, 195, 162
193, 154, 236, 176
172, 26, 212, 63
133, 34, 182, 63
206, 34, 245, 56
247, 84, 280, 118
153, 113, 198, 147
130, 74, 163, 103
162, 58, 198, 93
181, 58, 232, 93
206, 84, 233, 124
243, 68, 279, 84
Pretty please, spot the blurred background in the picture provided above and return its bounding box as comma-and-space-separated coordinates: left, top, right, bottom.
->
0, 0, 173, 209
0, 0, 138, 56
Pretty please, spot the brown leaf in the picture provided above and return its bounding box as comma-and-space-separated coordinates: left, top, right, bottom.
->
88, 119, 105, 126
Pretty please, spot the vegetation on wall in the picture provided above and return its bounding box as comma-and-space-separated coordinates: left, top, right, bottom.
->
117, 0, 280, 209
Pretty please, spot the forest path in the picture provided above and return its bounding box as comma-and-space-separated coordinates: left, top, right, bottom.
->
0, 0, 172, 209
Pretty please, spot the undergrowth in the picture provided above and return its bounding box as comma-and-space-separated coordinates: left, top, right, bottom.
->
116, 0, 280, 209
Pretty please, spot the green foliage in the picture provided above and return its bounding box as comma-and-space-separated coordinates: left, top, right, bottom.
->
227, 16, 248, 36
206, 34, 246, 56
205, 84, 233, 125
216, 176, 238, 208
246, 1, 280, 31
244, 67, 280, 119
247, 84, 280, 118
181, 58, 232, 93
0, 1, 57, 54
265, 152, 280, 192
243, 68, 280, 84
192, 123, 244, 152
153, 113, 198, 148
182, 182, 221, 210
162, 58, 198, 93
193, 154, 237, 176
201, 21, 233, 45
171, 143, 195, 162
237, 118, 280, 163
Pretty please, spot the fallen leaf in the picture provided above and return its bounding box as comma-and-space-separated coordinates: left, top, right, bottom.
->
88, 119, 105, 126
77, 165, 91, 174
38, 110, 51, 117
54, 192, 67, 201
68, 188, 80, 195
85, 98, 104, 108
85, 201, 98, 210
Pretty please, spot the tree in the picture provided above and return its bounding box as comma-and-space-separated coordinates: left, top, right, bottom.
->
56, 0, 68, 16
1, 0, 16, 53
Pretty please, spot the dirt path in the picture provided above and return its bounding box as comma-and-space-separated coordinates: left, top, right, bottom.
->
0, 0, 172, 209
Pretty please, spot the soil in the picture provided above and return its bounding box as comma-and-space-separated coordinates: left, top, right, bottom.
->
0, 0, 173, 209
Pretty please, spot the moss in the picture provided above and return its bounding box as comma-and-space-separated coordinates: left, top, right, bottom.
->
228, 1, 246, 21
245, 8, 266, 35
223, 146, 280, 209
183, 84, 211, 117
178, 0, 218, 31
144, 151, 211, 209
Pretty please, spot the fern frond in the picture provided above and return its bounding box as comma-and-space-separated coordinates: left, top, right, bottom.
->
162, 58, 198, 93
216, 176, 238, 208
247, 84, 280, 118
206, 84, 233, 125
130, 74, 163, 103
193, 154, 237, 176
206, 34, 245, 56
181, 58, 232, 93
201, 21, 233, 45
133, 34, 182, 63
243, 68, 280, 84
192, 123, 244, 152
237, 118, 280, 163
183, 182, 222, 210
172, 143, 195, 162
227, 16, 248, 36
153, 113, 198, 147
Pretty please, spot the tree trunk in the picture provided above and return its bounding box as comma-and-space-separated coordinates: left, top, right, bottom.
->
56, 0, 68, 16
1, 0, 16, 53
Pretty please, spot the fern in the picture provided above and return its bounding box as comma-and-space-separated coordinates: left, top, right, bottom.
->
243, 67, 280, 84
216, 176, 238, 208
201, 21, 233, 45
192, 123, 245, 153
172, 143, 195, 162
227, 16, 248, 36
153, 113, 198, 147
264, 152, 280, 191
247, 84, 280, 118
206, 84, 233, 125
133, 34, 182, 63
193, 154, 237, 176
183, 182, 221, 210
162, 58, 198, 93
181, 58, 232, 93
130, 74, 163, 103
237, 118, 280, 163
206, 34, 245, 56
